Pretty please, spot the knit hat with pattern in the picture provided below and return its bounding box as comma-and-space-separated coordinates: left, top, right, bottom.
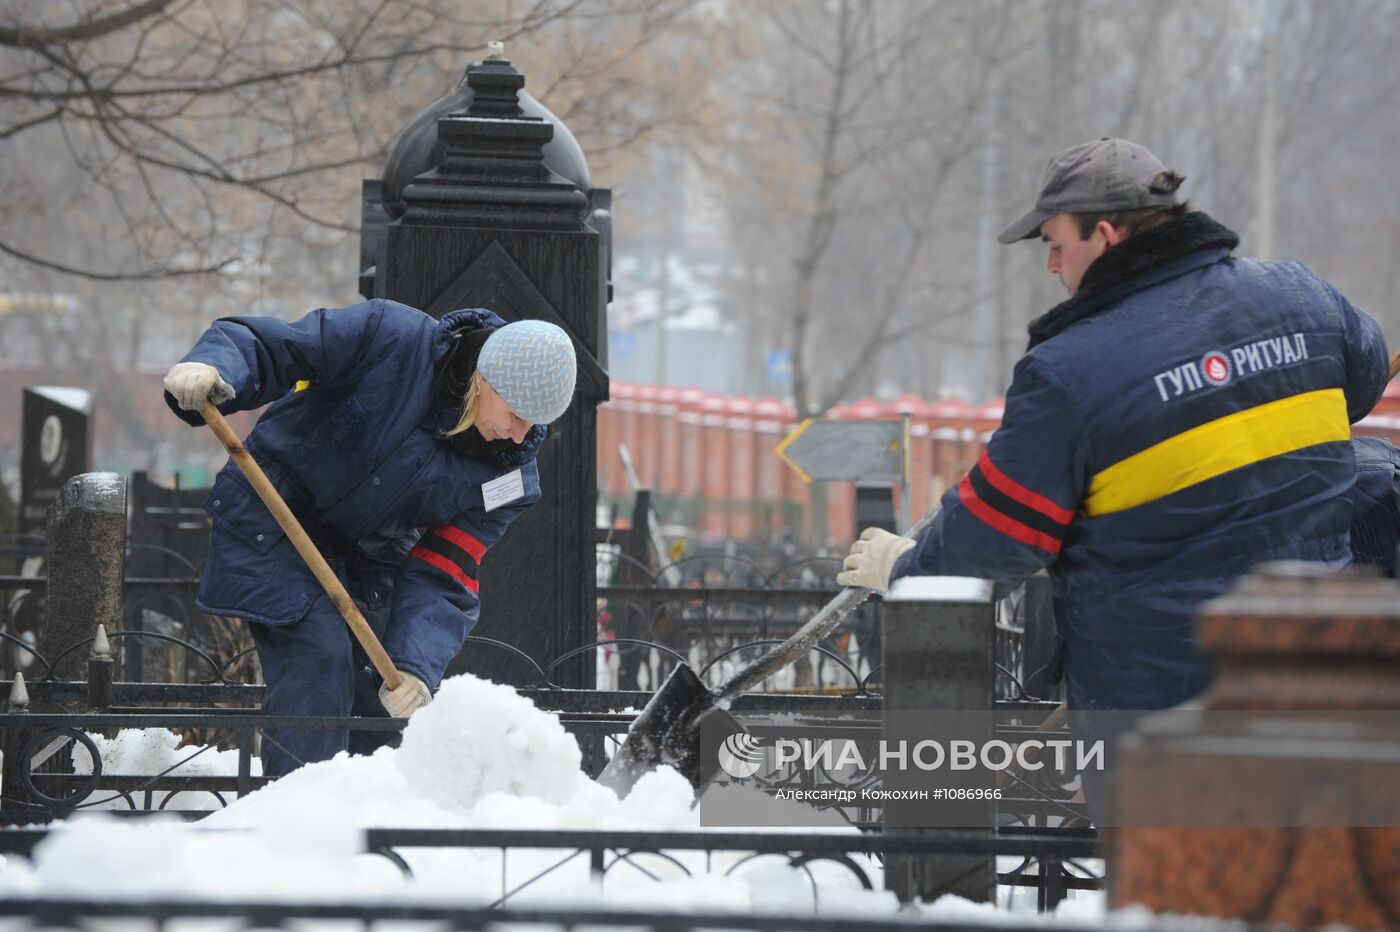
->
477, 319, 577, 424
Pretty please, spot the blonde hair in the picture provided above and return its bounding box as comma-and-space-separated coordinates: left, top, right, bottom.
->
443, 376, 481, 438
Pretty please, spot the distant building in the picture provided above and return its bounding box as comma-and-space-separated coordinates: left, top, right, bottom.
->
607, 254, 740, 394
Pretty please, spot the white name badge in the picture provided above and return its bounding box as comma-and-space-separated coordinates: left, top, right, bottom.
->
481, 468, 526, 512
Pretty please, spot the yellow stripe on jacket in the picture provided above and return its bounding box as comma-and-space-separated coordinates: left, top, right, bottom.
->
1083, 388, 1350, 517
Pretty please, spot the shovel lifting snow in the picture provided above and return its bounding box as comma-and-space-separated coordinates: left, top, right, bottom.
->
200, 401, 403, 692
598, 507, 941, 797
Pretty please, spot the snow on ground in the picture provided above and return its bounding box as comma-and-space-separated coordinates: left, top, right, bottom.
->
0, 674, 1108, 924
73, 726, 258, 811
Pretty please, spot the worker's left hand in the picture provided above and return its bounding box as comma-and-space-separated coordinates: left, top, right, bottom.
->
836, 527, 915, 593
378, 671, 432, 718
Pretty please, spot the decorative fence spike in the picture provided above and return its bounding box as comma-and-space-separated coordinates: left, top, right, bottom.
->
8, 671, 29, 711
91, 624, 112, 660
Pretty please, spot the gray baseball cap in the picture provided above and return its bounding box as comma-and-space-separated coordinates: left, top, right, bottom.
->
998, 138, 1182, 244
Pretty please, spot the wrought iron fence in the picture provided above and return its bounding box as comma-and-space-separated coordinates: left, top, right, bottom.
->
0, 531, 1088, 915
593, 550, 1063, 704
0, 897, 1122, 932
1, 543, 1063, 705
0, 824, 1100, 920
0, 542, 1072, 826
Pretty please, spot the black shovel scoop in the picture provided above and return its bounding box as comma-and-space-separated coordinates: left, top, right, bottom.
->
598, 508, 939, 797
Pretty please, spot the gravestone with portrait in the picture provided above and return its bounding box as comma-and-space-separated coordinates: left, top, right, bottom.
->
8, 388, 93, 680
19, 387, 92, 536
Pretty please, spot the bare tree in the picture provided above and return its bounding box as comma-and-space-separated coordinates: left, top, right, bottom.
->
0, 0, 720, 481
0, 0, 706, 285
953, 0, 1400, 399
707, 0, 1019, 417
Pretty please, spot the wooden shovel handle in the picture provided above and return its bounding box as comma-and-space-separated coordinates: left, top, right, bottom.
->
201, 401, 403, 691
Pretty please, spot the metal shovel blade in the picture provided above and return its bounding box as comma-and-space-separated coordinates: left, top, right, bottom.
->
598, 662, 729, 795
598, 507, 945, 799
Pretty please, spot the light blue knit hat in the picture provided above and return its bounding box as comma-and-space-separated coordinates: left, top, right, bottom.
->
478, 320, 577, 424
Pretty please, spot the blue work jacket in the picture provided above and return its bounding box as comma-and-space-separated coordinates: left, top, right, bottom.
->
895, 247, 1388, 711
167, 300, 543, 687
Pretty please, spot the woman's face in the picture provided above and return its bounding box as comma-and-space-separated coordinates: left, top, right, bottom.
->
474, 373, 533, 443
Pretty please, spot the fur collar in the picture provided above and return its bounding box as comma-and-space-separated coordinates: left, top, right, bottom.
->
1027, 212, 1240, 349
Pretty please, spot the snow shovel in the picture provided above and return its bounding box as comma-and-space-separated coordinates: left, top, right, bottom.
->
200, 401, 403, 691
598, 507, 941, 797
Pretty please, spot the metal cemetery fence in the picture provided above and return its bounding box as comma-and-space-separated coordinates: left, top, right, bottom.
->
593, 547, 1064, 705
0, 899, 1119, 932
0, 574, 1090, 916
0, 474, 1087, 920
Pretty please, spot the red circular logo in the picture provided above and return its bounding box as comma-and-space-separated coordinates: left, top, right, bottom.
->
1201, 352, 1232, 385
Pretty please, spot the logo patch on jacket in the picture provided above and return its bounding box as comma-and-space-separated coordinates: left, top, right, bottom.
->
1200, 351, 1232, 386
1153, 332, 1309, 401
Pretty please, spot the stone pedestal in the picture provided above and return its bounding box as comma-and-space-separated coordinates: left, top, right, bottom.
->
38, 473, 127, 679
1111, 563, 1400, 928
881, 577, 998, 904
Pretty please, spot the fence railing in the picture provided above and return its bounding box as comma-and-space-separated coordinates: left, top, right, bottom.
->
0, 507, 1085, 915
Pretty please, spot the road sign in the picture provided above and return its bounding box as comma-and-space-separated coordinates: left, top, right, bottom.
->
766, 350, 793, 384
775, 417, 907, 483
611, 331, 637, 358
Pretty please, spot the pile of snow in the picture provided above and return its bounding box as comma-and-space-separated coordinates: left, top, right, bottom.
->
0, 675, 1102, 923
394, 674, 595, 809
74, 727, 257, 811
210, 675, 700, 837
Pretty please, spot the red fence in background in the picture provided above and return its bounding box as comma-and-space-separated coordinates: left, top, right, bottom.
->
600, 379, 1400, 547
598, 382, 1004, 545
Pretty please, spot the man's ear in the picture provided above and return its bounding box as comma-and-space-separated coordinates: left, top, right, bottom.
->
1095, 219, 1124, 247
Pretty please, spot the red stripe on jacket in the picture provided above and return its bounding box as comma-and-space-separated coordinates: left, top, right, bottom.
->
429, 525, 487, 563
958, 475, 1064, 554
976, 451, 1074, 525
409, 546, 481, 593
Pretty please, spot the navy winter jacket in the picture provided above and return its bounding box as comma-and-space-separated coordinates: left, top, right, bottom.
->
1349, 435, 1400, 575
894, 214, 1388, 711
167, 300, 543, 687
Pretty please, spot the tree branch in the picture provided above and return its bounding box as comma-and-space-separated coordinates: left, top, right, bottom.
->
0, 237, 235, 280
0, 0, 179, 50
0, 105, 64, 138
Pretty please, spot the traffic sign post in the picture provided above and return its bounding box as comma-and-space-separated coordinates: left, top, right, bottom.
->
766, 350, 793, 385
775, 415, 914, 532
775, 418, 904, 483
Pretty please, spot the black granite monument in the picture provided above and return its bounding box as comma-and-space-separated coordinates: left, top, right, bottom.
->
360, 44, 609, 688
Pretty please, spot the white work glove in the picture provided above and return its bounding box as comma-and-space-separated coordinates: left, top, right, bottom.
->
164, 362, 235, 411
378, 672, 432, 718
836, 527, 916, 594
